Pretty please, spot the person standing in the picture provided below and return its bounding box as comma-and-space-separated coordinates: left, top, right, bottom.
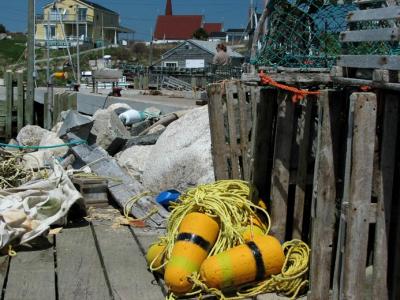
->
213, 43, 231, 65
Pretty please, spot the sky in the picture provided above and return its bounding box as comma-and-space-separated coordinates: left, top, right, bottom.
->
0, 0, 265, 41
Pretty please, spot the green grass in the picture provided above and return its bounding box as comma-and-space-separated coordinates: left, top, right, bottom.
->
0, 35, 27, 62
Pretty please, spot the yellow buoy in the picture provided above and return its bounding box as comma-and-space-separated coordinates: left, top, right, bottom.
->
242, 217, 266, 241
200, 235, 285, 289
146, 242, 166, 274
164, 212, 219, 294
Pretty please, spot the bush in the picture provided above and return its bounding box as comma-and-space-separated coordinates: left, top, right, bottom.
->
0, 24, 6, 34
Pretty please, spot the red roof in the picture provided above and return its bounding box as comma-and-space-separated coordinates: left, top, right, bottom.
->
203, 23, 223, 34
154, 15, 203, 40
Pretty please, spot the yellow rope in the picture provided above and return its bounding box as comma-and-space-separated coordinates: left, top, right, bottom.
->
123, 191, 159, 222
8, 245, 16, 257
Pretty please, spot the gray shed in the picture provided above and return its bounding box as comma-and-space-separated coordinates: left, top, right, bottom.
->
155, 39, 244, 68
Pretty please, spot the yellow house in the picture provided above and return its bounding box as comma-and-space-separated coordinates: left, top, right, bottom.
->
35, 0, 133, 48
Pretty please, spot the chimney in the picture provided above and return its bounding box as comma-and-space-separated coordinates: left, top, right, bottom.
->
166, 0, 173, 16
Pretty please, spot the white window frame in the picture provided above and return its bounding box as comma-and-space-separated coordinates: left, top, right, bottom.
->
163, 61, 178, 68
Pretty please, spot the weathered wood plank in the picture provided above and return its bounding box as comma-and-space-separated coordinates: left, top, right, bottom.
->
342, 92, 377, 299
16, 71, 24, 132
52, 93, 60, 126
333, 76, 400, 92
347, 6, 400, 22
270, 91, 295, 242
373, 93, 399, 300
56, 224, 111, 300
93, 222, 165, 300
340, 28, 400, 42
337, 55, 400, 70
68, 92, 78, 110
293, 98, 313, 240
226, 82, 240, 179
237, 83, 251, 180
308, 91, 338, 300
207, 84, 229, 180
5, 71, 13, 139
5, 237, 55, 300
43, 92, 50, 130
250, 87, 277, 204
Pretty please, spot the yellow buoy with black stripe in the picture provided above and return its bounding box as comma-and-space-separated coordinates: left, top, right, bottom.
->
146, 242, 166, 274
199, 235, 285, 289
242, 217, 266, 241
164, 212, 219, 294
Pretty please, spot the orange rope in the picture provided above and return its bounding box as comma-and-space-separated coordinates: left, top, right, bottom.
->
259, 71, 320, 103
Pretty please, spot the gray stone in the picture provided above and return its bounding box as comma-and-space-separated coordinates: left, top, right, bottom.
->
16, 125, 50, 147
130, 119, 152, 136
142, 105, 214, 192
58, 110, 94, 140
144, 106, 161, 118
39, 132, 69, 158
123, 131, 164, 149
115, 146, 154, 183
91, 109, 131, 155
106, 103, 132, 115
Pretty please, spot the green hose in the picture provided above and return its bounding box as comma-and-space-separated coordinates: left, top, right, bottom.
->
0, 139, 87, 150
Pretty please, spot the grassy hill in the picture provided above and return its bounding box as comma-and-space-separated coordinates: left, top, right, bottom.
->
0, 34, 27, 76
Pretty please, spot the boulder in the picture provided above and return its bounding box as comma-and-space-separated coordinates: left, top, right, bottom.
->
115, 146, 154, 183
58, 110, 93, 140
123, 131, 165, 149
91, 109, 130, 155
17, 125, 50, 147
52, 122, 63, 135
142, 106, 214, 192
107, 103, 132, 115
130, 119, 152, 136
39, 132, 69, 158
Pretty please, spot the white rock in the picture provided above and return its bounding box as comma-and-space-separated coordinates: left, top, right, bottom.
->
51, 122, 63, 135
115, 146, 154, 183
39, 132, 69, 158
17, 125, 50, 147
147, 124, 166, 135
142, 106, 214, 192
107, 103, 132, 113
91, 109, 131, 154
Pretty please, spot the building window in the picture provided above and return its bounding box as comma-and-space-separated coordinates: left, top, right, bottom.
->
78, 8, 87, 22
163, 61, 178, 68
45, 25, 56, 39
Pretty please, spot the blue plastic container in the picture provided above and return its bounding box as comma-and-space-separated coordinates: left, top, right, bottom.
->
156, 189, 181, 209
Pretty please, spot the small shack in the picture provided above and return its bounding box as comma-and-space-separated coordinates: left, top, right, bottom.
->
154, 39, 244, 68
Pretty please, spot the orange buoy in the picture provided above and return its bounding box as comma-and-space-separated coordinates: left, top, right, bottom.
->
164, 212, 219, 294
200, 235, 284, 289
146, 242, 166, 274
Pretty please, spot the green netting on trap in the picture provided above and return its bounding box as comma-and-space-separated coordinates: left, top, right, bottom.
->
253, 1, 356, 69
254, 1, 400, 69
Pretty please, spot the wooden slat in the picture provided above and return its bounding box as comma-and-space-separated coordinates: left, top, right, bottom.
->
52, 93, 60, 127
270, 91, 295, 242
207, 84, 229, 180
92, 222, 165, 300
293, 99, 313, 240
373, 93, 398, 300
68, 92, 78, 110
340, 28, 400, 42
337, 55, 400, 70
16, 71, 24, 132
225, 82, 240, 179
342, 92, 377, 299
5, 71, 12, 139
347, 6, 400, 22
43, 92, 50, 130
56, 224, 111, 300
5, 237, 55, 300
250, 87, 277, 203
308, 91, 338, 300
237, 83, 251, 181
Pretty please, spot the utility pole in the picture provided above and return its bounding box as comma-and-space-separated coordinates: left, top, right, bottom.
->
101, 13, 105, 59
149, 28, 153, 66
46, 9, 52, 129
26, 0, 35, 125
46, 10, 50, 84
76, 4, 80, 84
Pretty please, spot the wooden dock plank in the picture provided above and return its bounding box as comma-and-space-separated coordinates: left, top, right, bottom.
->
56, 224, 111, 300
342, 93, 377, 299
5, 71, 12, 139
270, 91, 295, 242
16, 71, 24, 132
5, 237, 56, 300
93, 222, 164, 300
308, 91, 338, 300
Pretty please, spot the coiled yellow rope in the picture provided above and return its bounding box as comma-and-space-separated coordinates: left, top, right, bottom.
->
147, 180, 310, 300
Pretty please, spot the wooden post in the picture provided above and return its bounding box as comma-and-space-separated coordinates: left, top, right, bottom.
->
293, 98, 313, 239
5, 70, 13, 139
250, 87, 277, 202
207, 84, 229, 179
342, 92, 377, 299
61, 93, 69, 112
139, 75, 144, 90
16, 71, 24, 132
191, 77, 197, 90
68, 92, 78, 110
134, 77, 139, 90
53, 93, 60, 126
143, 76, 149, 90
225, 82, 240, 179
43, 92, 50, 130
270, 91, 295, 242
374, 93, 399, 300
308, 91, 338, 300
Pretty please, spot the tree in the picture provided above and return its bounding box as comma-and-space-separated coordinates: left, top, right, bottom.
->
0, 24, 6, 34
192, 28, 208, 41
